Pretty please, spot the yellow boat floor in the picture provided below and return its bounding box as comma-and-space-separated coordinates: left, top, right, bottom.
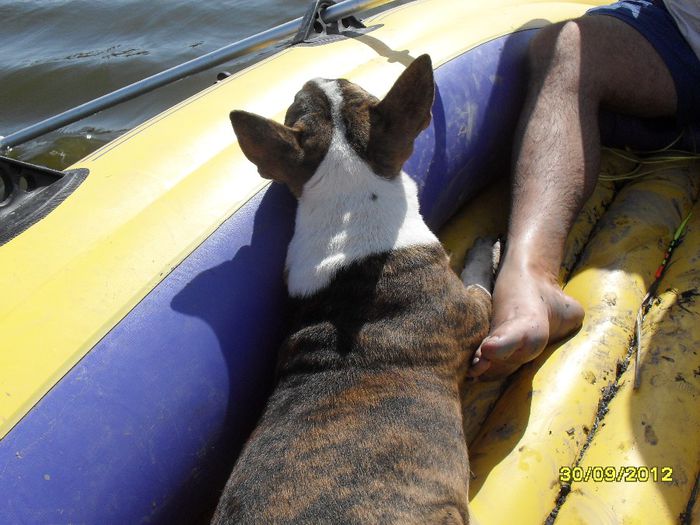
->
439, 150, 700, 525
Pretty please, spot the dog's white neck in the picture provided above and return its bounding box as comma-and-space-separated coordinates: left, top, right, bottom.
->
285, 80, 438, 298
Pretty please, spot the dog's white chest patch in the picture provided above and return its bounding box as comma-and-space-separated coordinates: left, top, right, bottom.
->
285, 80, 438, 298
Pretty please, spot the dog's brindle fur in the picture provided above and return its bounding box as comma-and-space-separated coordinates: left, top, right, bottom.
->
213, 55, 491, 524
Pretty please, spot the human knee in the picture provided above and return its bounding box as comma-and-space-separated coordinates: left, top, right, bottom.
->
528, 23, 562, 74
528, 20, 581, 71
527, 20, 583, 79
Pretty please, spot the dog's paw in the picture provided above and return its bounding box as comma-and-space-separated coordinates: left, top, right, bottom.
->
491, 237, 502, 275
461, 237, 501, 294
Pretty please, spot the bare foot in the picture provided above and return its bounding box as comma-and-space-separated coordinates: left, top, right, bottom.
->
469, 260, 584, 379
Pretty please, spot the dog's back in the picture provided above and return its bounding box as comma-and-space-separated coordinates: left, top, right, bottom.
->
213, 55, 491, 524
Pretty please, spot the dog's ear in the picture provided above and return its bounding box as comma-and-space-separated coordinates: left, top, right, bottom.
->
230, 110, 303, 183
367, 55, 434, 177
375, 54, 434, 138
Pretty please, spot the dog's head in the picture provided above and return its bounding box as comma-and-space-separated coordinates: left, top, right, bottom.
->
229, 54, 434, 197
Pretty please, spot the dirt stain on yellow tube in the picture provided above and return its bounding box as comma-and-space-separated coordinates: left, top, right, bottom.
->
556, 202, 700, 525
468, 163, 699, 524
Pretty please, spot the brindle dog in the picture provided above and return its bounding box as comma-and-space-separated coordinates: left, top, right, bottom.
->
212, 55, 492, 524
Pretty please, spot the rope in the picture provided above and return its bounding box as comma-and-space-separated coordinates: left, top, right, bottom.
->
600, 134, 700, 182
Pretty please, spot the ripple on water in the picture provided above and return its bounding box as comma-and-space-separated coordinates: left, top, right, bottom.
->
0, 0, 310, 167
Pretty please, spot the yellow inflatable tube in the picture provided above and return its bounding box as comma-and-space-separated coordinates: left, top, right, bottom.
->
463, 161, 700, 523
556, 202, 700, 524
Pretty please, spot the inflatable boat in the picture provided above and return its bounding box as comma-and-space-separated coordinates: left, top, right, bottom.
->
1, 0, 698, 523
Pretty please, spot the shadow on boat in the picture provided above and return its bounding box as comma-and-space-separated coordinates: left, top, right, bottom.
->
170, 183, 297, 521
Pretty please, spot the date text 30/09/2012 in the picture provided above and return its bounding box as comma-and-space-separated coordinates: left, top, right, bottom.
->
559, 466, 673, 483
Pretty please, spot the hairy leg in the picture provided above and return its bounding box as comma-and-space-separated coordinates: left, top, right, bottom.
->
470, 16, 677, 378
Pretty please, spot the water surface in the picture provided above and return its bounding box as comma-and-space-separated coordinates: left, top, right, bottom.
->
0, 0, 311, 168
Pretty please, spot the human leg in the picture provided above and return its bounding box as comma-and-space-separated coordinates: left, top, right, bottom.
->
470, 14, 678, 378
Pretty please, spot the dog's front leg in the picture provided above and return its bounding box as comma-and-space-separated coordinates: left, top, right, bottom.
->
460, 237, 501, 295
